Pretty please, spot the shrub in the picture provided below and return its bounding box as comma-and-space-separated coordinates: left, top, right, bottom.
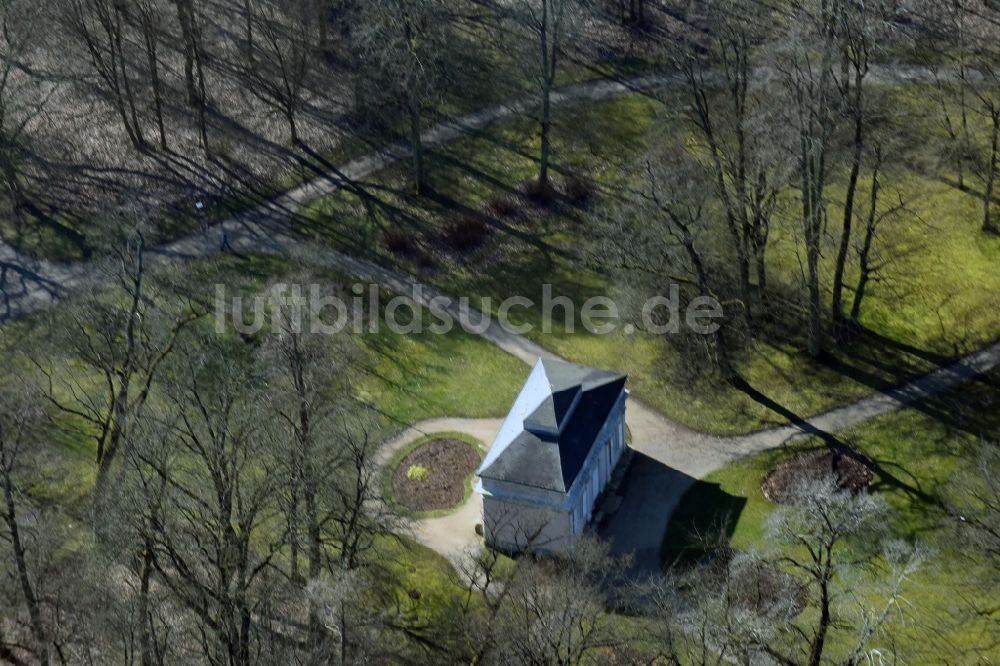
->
484, 192, 522, 217
563, 173, 596, 206
443, 215, 489, 251
523, 177, 556, 206
406, 464, 431, 482
383, 228, 417, 256
416, 250, 436, 270
475, 523, 484, 537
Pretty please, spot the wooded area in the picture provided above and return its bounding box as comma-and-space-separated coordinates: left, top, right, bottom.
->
1, 0, 999, 663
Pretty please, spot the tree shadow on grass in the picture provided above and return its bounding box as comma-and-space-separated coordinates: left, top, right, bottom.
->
732, 375, 946, 509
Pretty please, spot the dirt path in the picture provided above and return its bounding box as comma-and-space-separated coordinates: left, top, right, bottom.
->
2, 64, 995, 573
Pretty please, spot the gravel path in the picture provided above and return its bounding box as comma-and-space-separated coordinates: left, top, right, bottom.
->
376, 418, 503, 563
2, 65, 996, 573
0, 63, 953, 321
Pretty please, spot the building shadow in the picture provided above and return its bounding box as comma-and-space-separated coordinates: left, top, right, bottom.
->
595, 451, 743, 580
658, 479, 748, 569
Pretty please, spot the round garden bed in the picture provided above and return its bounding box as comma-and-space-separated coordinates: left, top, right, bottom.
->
391, 438, 481, 513
761, 448, 874, 504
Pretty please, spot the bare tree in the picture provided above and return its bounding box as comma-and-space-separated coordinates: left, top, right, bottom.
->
948, 441, 1000, 631
354, 0, 452, 193
0, 0, 88, 251
505, 0, 583, 189
969, 69, 1000, 234
0, 373, 49, 665
922, 0, 1000, 234
647, 549, 806, 665
649, 475, 924, 665
63, 0, 147, 150
830, 0, 895, 328
34, 229, 202, 534
595, 146, 740, 378
136, 0, 168, 150
677, 0, 787, 320
776, 0, 843, 357
171, 0, 209, 153
258, 279, 366, 654
463, 537, 629, 665
241, 0, 317, 145
848, 146, 909, 326
327, 413, 397, 572
762, 475, 894, 666
616, 0, 645, 26
144, 333, 283, 666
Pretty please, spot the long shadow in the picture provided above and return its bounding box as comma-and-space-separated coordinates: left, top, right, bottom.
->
732, 375, 944, 508
891, 371, 1000, 440
817, 338, 1000, 440
731, 376, 840, 443
938, 176, 1000, 206
853, 326, 955, 367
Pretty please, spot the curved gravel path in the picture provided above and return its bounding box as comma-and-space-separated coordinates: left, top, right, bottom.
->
2, 65, 997, 573
0, 63, 952, 320
376, 418, 502, 562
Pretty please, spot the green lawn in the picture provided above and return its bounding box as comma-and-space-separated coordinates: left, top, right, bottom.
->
0, 250, 525, 662
297, 86, 1000, 435
662, 370, 1000, 662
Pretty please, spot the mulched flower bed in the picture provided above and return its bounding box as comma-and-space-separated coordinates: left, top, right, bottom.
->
761, 448, 874, 504
392, 439, 481, 513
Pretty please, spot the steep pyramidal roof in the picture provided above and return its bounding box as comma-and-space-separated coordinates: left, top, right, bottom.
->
477, 358, 627, 493
523, 387, 579, 434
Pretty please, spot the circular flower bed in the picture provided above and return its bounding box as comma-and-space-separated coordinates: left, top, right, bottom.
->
391, 438, 481, 513
761, 448, 874, 504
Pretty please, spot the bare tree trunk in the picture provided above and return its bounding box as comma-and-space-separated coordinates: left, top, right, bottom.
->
173, 0, 199, 105
116, 17, 145, 150
800, 138, 826, 357
1, 463, 48, 664
983, 107, 999, 234
317, 0, 329, 50
408, 92, 423, 193
683, 49, 759, 322
139, 6, 167, 150
138, 537, 156, 666
171, 0, 208, 153
404, 17, 424, 194
680, 234, 733, 378
539, 80, 551, 187
832, 64, 865, 327
68, 0, 146, 150
194, 29, 209, 156
850, 157, 882, 325
807, 568, 833, 666
753, 235, 767, 295
537, 0, 554, 188
288, 481, 301, 583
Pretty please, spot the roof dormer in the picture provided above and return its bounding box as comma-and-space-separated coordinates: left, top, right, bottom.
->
523, 386, 581, 438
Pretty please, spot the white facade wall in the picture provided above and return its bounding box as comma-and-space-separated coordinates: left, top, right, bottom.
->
480, 389, 628, 554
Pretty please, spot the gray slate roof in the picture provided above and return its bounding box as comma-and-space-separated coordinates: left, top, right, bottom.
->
478, 359, 627, 493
